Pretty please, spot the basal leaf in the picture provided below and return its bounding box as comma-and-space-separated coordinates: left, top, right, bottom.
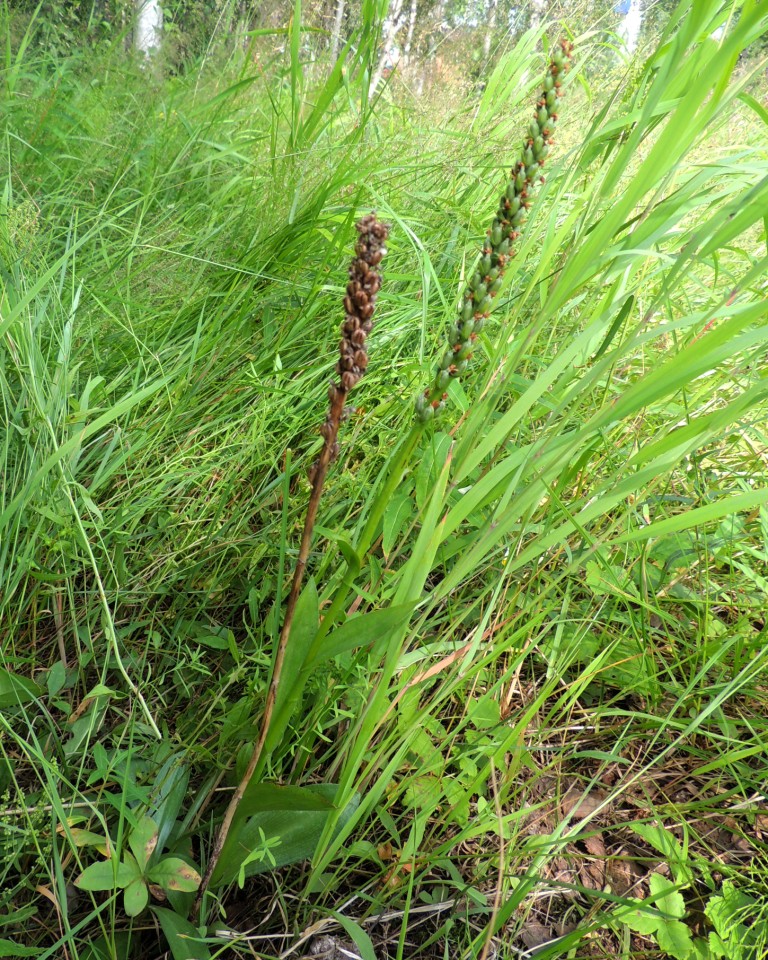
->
0, 669, 42, 709
153, 907, 212, 960
128, 815, 159, 872
75, 858, 138, 891
148, 858, 201, 893
212, 784, 359, 885
123, 877, 149, 917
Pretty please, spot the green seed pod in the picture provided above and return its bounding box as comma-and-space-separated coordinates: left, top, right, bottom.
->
544, 74, 554, 92
491, 223, 503, 246
478, 295, 492, 314
511, 209, 526, 227
505, 182, 517, 203
489, 278, 503, 295
515, 171, 526, 192
529, 121, 540, 141
454, 343, 472, 361
524, 147, 535, 167
456, 359, 469, 375
507, 195, 521, 216
461, 300, 474, 323
526, 164, 539, 180
415, 394, 426, 416
470, 271, 482, 290
479, 253, 492, 274
441, 349, 454, 370
546, 89, 557, 110
537, 106, 549, 127
538, 143, 550, 160
533, 136, 545, 154
420, 404, 434, 422
488, 266, 500, 282
473, 317, 485, 333
497, 239, 511, 255
460, 320, 475, 339
437, 369, 451, 390
474, 282, 487, 300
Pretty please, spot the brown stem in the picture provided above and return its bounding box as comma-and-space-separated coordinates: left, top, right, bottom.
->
192, 214, 388, 920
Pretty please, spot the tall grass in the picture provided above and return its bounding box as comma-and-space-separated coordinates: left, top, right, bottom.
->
1, 1, 767, 957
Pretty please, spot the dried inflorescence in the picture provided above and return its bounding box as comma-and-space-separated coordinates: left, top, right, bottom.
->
416, 38, 574, 422
335, 213, 390, 394
314, 213, 389, 475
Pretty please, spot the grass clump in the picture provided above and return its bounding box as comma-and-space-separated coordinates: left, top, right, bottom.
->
1, 2, 768, 958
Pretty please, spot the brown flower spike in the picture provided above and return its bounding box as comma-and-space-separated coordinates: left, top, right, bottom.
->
315, 213, 389, 478
336, 213, 389, 394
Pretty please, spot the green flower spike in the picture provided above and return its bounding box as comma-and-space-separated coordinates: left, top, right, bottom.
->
415, 38, 574, 423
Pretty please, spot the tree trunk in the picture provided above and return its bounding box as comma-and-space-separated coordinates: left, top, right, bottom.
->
617, 0, 643, 55
403, 0, 418, 65
369, 0, 405, 95
483, 0, 498, 60
330, 0, 345, 60
529, 0, 547, 30
135, 0, 162, 56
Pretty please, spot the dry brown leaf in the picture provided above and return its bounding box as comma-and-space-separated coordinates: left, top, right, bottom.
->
560, 788, 607, 822
605, 858, 643, 897
583, 834, 606, 857
519, 922, 554, 950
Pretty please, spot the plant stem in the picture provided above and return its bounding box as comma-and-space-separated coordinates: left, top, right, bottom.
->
192, 213, 389, 919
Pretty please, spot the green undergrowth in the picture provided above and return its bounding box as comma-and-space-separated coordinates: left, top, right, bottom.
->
1, 2, 768, 958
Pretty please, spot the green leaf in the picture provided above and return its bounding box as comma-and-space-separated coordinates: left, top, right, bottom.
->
415, 432, 452, 512
122, 877, 149, 917
239, 782, 335, 818
153, 907, 212, 960
147, 858, 201, 893
656, 918, 695, 959
630, 824, 692, 885
649, 872, 687, 918
332, 914, 377, 960
0, 940, 43, 958
0, 668, 42, 709
75, 858, 138, 891
469, 693, 501, 730
382, 493, 414, 559
267, 580, 320, 732
265, 578, 319, 754
307, 603, 415, 667
314, 528, 361, 579
623, 904, 661, 936
78, 933, 132, 960
213, 784, 359, 885
45, 661, 66, 697
128, 815, 159, 872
